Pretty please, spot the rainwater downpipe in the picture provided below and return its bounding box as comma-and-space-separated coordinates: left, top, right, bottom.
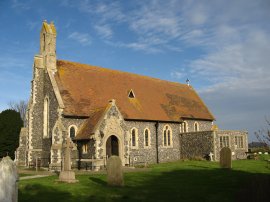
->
155, 121, 159, 164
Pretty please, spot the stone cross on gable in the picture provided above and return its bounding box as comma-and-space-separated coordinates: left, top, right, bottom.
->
62, 137, 74, 171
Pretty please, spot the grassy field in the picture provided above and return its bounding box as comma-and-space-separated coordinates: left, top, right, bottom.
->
18, 159, 270, 202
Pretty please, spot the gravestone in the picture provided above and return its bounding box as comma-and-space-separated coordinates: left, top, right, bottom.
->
209, 152, 214, 161
220, 147, 232, 169
107, 156, 124, 186
0, 156, 18, 202
58, 137, 78, 183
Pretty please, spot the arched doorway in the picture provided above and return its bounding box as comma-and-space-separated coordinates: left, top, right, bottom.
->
106, 135, 119, 157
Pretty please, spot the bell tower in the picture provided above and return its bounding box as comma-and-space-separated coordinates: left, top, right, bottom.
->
40, 20, 57, 71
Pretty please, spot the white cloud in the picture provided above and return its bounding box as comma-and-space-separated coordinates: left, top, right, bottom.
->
94, 24, 113, 39
60, 0, 270, 140
68, 32, 91, 46
170, 70, 186, 79
105, 41, 162, 54
11, 0, 30, 10
77, 1, 125, 23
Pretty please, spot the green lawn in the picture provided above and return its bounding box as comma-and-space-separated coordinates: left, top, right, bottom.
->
19, 160, 270, 202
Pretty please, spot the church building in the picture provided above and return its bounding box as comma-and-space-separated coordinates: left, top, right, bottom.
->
16, 21, 248, 170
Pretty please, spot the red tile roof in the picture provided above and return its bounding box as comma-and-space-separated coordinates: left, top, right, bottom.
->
55, 60, 215, 122
74, 107, 107, 140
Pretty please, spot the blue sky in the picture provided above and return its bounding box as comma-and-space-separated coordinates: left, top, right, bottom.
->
0, 0, 270, 142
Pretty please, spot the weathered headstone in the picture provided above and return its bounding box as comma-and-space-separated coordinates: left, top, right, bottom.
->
107, 156, 124, 186
220, 147, 232, 169
0, 156, 18, 202
58, 137, 78, 183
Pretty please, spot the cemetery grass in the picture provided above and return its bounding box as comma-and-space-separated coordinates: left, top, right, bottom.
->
18, 160, 270, 202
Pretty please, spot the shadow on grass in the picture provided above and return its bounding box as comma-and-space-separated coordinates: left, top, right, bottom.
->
89, 176, 107, 186
19, 168, 270, 202
120, 167, 270, 202
19, 184, 72, 202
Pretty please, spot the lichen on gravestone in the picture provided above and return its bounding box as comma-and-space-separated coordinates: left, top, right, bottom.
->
0, 156, 18, 202
220, 147, 232, 169
106, 156, 124, 186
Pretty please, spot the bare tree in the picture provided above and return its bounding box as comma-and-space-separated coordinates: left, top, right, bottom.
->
254, 117, 270, 146
8, 100, 28, 126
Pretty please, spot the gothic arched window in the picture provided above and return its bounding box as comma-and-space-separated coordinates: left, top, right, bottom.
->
163, 125, 173, 147
131, 128, 138, 149
70, 127, 75, 139
194, 122, 199, 132
144, 128, 151, 147
43, 97, 49, 138
183, 121, 188, 133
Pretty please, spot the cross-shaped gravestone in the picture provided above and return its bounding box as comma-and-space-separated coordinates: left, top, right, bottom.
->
58, 137, 78, 183
62, 137, 74, 171
209, 152, 214, 161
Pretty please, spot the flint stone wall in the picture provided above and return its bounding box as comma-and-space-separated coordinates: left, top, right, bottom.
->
16, 128, 28, 166
180, 131, 214, 159
29, 67, 45, 162
183, 120, 212, 132
42, 71, 59, 166
215, 130, 248, 161
125, 121, 157, 165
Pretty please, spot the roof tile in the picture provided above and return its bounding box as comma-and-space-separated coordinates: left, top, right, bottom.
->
55, 60, 215, 122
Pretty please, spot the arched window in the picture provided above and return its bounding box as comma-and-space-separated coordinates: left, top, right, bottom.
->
145, 129, 149, 146
168, 130, 171, 146
194, 122, 199, 132
132, 129, 136, 146
131, 128, 138, 149
82, 143, 88, 154
144, 128, 151, 148
183, 121, 188, 133
43, 33, 46, 51
68, 125, 77, 139
163, 125, 173, 147
70, 127, 75, 139
43, 97, 49, 138
163, 130, 167, 146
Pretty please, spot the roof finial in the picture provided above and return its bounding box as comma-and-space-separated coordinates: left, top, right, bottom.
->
186, 78, 190, 86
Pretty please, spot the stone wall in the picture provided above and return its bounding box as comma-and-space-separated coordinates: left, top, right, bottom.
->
214, 130, 248, 161
157, 122, 181, 163
42, 71, 59, 166
76, 113, 214, 166
125, 121, 157, 165
125, 121, 182, 164
179, 131, 214, 159
28, 64, 45, 163
16, 128, 28, 166
61, 118, 86, 137
183, 120, 212, 132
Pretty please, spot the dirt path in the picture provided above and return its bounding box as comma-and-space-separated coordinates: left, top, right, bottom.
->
20, 175, 51, 180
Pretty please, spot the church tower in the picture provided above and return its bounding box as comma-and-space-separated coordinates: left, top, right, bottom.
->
40, 20, 57, 71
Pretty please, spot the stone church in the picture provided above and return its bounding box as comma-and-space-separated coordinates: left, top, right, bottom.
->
16, 21, 248, 170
